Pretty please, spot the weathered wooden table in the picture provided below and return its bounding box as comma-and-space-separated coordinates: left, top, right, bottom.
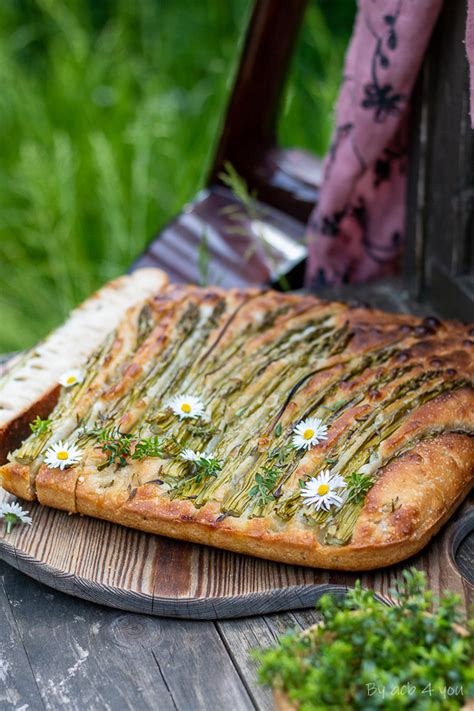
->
2, 540, 472, 711
1, 558, 324, 710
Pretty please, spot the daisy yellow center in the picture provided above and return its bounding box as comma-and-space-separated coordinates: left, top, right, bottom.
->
303, 428, 315, 440
317, 483, 329, 496
57, 451, 69, 461
181, 403, 191, 414
66, 376, 77, 385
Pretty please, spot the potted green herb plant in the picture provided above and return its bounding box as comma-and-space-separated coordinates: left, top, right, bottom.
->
256, 570, 473, 710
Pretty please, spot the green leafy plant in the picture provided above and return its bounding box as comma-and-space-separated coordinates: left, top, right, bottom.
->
256, 569, 474, 710
0, 1, 252, 352
93, 428, 165, 468
248, 465, 280, 506
192, 455, 223, 484
0, 2, 353, 352
345, 470, 376, 504
29, 415, 52, 435
131, 435, 164, 461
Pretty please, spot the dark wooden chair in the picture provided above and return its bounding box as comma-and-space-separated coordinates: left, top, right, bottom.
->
134, 0, 474, 322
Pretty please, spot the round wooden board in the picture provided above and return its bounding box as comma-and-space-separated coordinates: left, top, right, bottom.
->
0, 488, 472, 619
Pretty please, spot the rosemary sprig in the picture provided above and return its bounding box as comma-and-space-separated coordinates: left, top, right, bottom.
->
29, 415, 52, 435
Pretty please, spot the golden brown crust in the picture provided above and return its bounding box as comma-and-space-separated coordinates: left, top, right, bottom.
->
57, 431, 472, 572
1, 284, 473, 571
0, 462, 35, 500
352, 433, 474, 548
36, 463, 82, 513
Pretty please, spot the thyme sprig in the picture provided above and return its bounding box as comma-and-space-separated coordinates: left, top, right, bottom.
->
345, 471, 376, 504
256, 569, 474, 710
267, 441, 293, 467
92, 428, 166, 469
29, 415, 52, 435
96, 427, 132, 468
170, 455, 223, 497
131, 436, 164, 460
248, 465, 280, 506
190, 456, 223, 484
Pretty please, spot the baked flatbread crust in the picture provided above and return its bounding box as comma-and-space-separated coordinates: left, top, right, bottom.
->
0, 268, 168, 464
1, 285, 472, 570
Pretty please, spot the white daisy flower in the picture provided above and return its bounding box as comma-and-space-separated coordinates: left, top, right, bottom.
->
300, 470, 346, 512
44, 440, 83, 470
180, 448, 200, 462
292, 417, 328, 450
167, 394, 206, 420
0, 501, 32, 534
59, 369, 84, 388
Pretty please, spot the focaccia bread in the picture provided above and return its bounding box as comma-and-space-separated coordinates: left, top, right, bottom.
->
1, 285, 472, 570
0, 268, 168, 464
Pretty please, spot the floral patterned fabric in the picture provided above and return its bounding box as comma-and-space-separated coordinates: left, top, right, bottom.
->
305, 0, 443, 289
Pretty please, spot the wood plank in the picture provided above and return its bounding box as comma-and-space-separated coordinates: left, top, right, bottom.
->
456, 530, 474, 585
406, 0, 474, 321
149, 619, 254, 711
0, 561, 177, 710
0, 561, 255, 711
216, 609, 324, 711
0, 562, 45, 709
216, 612, 295, 711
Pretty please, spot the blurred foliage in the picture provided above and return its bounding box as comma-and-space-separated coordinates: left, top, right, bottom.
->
0, 0, 354, 351
280, 0, 355, 154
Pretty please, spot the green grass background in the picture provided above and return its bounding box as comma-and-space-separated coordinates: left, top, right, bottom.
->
0, 0, 354, 352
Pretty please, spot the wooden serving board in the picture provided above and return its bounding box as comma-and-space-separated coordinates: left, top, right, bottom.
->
0, 488, 472, 619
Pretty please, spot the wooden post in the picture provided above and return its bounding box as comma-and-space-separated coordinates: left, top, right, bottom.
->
208, 0, 321, 222
405, 0, 474, 320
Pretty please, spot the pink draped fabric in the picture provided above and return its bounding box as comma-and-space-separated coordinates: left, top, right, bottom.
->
305, 0, 444, 289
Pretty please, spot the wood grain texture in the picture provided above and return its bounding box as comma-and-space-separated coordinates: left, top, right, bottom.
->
0, 486, 471, 620
0, 567, 45, 709
0, 560, 255, 711
0, 556, 327, 711
405, 0, 474, 321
